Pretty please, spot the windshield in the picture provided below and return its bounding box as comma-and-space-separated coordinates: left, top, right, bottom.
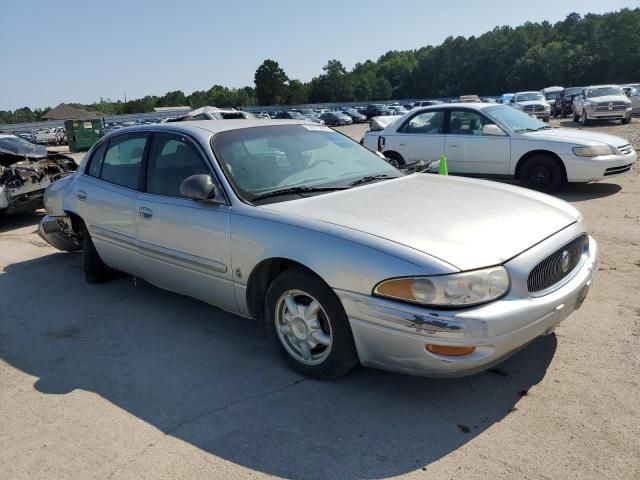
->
485, 105, 546, 132
287, 112, 305, 119
514, 92, 544, 102
545, 93, 560, 99
564, 88, 583, 96
586, 87, 623, 98
211, 125, 401, 203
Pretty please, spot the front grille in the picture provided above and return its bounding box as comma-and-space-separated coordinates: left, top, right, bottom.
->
595, 101, 626, 112
618, 144, 633, 155
523, 105, 545, 113
527, 234, 588, 294
605, 164, 633, 176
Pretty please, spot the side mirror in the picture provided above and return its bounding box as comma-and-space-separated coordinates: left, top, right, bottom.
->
483, 124, 505, 136
180, 174, 222, 202
509, 98, 515, 103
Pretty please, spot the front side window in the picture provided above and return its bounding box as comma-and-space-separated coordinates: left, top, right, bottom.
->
146, 133, 210, 197
449, 110, 489, 135
212, 125, 400, 202
402, 111, 444, 134
100, 134, 147, 190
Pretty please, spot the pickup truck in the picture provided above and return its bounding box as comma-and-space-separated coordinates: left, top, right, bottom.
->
573, 85, 632, 126
32, 128, 59, 145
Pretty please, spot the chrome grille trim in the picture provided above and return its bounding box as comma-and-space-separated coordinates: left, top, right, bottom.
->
527, 234, 589, 296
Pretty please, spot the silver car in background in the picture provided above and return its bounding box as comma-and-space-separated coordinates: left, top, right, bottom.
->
39, 120, 598, 379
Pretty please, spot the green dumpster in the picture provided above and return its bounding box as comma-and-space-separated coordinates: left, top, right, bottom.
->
64, 119, 103, 153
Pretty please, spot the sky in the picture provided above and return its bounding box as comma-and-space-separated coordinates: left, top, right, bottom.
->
1, 0, 638, 111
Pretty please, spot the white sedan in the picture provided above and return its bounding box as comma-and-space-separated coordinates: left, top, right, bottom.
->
362, 103, 636, 192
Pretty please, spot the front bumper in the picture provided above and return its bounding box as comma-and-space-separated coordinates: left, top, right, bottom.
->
585, 109, 632, 120
561, 150, 636, 182
337, 227, 598, 377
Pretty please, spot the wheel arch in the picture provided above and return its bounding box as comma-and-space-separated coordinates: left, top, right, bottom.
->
381, 150, 405, 166
245, 257, 327, 321
515, 150, 567, 182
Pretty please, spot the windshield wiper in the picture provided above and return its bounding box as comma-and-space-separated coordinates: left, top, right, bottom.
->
251, 186, 349, 202
349, 174, 397, 186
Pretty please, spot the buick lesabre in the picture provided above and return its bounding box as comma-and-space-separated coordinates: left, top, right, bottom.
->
39, 120, 598, 379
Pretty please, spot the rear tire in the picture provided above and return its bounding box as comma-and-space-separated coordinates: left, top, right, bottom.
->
264, 268, 358, 379
83, 235, 111, 283
519, 154, 564, 193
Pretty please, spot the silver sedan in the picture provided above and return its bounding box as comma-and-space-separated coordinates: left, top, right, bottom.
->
39, 120, 598, 379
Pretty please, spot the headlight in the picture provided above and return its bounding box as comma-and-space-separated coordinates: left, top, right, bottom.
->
544, 105, 551, 111
373, 266, 510, 308
572, 145, 617, 157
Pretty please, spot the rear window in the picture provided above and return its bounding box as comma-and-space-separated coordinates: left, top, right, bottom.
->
99, 134, 147, 190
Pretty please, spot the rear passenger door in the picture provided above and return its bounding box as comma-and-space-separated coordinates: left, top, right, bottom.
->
383, 110, 445, 164
135, 132, 237, 313
73, 132, 149, 275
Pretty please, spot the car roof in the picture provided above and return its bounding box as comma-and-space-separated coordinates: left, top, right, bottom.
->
415, 102, 496, 111
109, 119, 308, 137
515, 91, 542, 95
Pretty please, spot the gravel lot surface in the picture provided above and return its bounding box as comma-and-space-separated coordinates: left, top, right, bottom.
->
1, 118, 638, 479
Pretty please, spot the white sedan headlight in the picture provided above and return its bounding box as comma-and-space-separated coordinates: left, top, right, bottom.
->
374, 266, 510, 308
573, 145, 617, 157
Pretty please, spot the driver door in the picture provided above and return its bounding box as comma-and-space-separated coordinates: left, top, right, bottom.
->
445, 109, 510, 175
135, 132, 237, 313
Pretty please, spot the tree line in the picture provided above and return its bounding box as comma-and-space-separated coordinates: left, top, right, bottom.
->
1, 8, 638, 124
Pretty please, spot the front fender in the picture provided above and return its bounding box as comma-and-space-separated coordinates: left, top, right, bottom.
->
230, 210, 456, 317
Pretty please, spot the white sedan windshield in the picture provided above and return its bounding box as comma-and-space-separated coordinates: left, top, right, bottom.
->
587, 87, 623, 97
485, 105, 546, 132
212, 125, 401, 201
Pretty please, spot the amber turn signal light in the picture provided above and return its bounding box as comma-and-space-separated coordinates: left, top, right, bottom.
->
426, 344, 476, 356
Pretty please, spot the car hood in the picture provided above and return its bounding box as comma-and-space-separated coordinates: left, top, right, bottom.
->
261, 175, 579, 271
521, 127, 630, 147
586, 95, 630, 103
516, 100, 549, 106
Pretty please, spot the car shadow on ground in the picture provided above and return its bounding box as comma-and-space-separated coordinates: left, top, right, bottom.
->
556, 182, 622, 201
0, 252, 557, 479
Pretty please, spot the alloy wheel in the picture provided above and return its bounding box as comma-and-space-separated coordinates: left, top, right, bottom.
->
274, 289, 333, 365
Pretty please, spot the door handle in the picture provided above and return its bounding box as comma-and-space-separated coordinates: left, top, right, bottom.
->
448, 144, 460, 148
138, 207, 153, 220
77, 190, 87, 201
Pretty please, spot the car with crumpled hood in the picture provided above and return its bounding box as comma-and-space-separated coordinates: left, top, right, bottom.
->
39, 119, 598, 379
0, 133, 76, 215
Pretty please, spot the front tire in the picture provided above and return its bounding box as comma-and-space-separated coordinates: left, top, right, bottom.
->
519, 154, 564, 193
83, 235, 111, 283
580, 110, 590, 126
265, 268, 358, 379
622, 116, 631, 125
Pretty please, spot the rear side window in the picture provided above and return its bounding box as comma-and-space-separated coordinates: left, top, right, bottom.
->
100, 134, 147, 190
402, 111, 444, 134
86, 142, 107, 177
145, 133, 210, 197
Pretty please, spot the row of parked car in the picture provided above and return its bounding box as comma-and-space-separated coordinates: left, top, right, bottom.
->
499, 84, 639, 125
15, 127, 67, 145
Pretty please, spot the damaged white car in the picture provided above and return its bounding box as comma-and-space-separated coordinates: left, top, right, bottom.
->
0, 133, 77, 215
